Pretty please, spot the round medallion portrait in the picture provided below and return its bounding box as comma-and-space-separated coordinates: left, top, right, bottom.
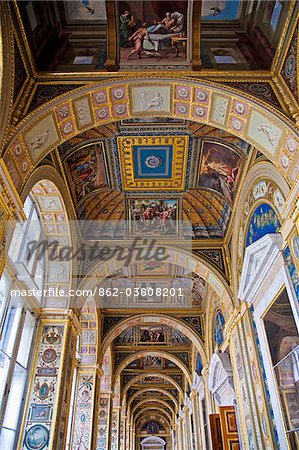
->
42, 348, 57, 364
24, 425, 49, 450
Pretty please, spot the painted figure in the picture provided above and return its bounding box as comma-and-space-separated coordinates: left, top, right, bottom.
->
128, 23, 162, 59
120, 10, 130, 47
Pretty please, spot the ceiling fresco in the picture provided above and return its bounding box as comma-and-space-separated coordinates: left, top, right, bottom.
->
14, 0, 290, 72
3, 2, 299, 446
64, 0, 107, 22
113, 325, 191, 346
201, 0, 240, 20
58, 124, 248, 243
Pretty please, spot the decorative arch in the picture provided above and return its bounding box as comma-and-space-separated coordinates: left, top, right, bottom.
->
131, 399, 175, 420
3, 78, 298, 196
78, 247, 233, 313
231, 160, 290, 297
113, 349, 192, 388
134, 408, 173, 426
137, 416, 169, 434
100, 313, 207, 366
127, 387, 179, 412
16, 177, 72, 309
122, 372, 184, 399
20, 164, 76, 219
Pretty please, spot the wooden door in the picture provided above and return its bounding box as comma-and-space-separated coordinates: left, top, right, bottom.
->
209, 414, 223, 450
219, 406, 240, 450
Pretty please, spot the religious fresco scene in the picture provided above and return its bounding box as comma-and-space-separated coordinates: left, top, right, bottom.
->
0, 1, 298, 450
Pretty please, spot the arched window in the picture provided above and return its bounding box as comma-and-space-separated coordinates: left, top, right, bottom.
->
214, 310, 225, 348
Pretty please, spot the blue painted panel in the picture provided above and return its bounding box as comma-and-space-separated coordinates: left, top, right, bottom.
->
246, 203, 281, 247
214, 311, 225, 347
133, 145, 173, 179
196, 353, 203, 375
202, 0, 240, 20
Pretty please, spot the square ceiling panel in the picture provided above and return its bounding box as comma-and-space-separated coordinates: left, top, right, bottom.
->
117, 135, 189, 191
133, 145, 173, 179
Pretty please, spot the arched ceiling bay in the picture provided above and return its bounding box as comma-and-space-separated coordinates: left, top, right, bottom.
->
56, 119, 250, 243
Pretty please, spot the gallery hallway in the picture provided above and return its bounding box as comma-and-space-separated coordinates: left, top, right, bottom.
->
0, 1, 298, 449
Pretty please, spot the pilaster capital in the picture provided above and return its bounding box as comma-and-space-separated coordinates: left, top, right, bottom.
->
96, 365, 103, 377
224, 306, 241, 335
201, 365, 209, 377
190, 390, 197, 399
68, 309, 81, 334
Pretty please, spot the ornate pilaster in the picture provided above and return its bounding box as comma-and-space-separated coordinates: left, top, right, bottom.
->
119, 415, 126, 450
111, 406, 121, 450
95, 390, 113, 450
18, 311, 79, 450
190, 389, 203, 450
177, 416, 184, 450
229, 305, 277, 450
70, 370, 96, 449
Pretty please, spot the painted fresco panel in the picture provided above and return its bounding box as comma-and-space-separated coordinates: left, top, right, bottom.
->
65, 0, 107, 22
65, 143, 109, 203
198, 141, 244, 203
118, 2, 188, 67
246, 203, 281, 247
128, 197, 178, 236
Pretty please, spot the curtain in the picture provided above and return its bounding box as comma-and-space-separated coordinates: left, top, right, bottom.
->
151, 0, 187, 19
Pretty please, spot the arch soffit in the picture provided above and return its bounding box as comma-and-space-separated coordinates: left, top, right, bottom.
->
134, 408, 172, 427
80, 251, 233, 317
136, 418, 170, 434
127, 387, 179, 411
101, 313, 207, 367
122, 373, 184, 399
20, 165, 76, 219
3, 78, 298, 195
114, 350, 191, 389
131, 399, 175, 419
22, 177, 72, 309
